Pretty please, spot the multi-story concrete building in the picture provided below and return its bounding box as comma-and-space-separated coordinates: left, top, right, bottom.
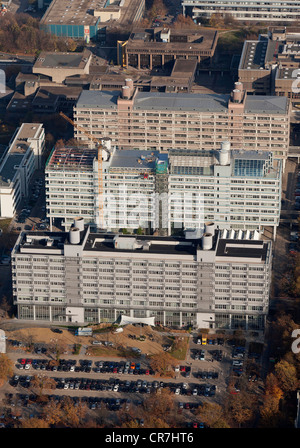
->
45, 141, 281, 239
238, 27, 300, 108
118, 27, 218, 70
182, 0, 300, 23
11, 221, 272, 331
73, 80, 291, 163
40, 0, 145, 43
0, 123, 45, 217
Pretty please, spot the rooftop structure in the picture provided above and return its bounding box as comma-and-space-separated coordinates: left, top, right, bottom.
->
12, 223, 272, 331
33, 49, 92, 84
118, 27, 218, 70
238, 27, 300, 107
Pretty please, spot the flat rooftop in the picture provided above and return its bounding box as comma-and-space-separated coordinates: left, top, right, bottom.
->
33, 49, 91, 70
109, 149, 162, 170
9, 124, 44, 155
16, 228, 270, 261
40, 0, 144, 28
0, 154, 24, 187
216, 238, 268, 261
127, 27, 218, 53
76, 89, 289, 114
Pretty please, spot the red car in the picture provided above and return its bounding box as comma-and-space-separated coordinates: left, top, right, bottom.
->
180, 366, 186, 372
113, 367, 118, 374
20, 359, 26, 365
26, 359, 32, 364
145, 370, 150, 375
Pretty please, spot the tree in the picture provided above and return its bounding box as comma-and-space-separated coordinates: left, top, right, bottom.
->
42, 396, 88, 427
227, 391, 257, 427
0, 354, 13, 381
196, 402, 229, 428
149, 352, 177, 376
21, 418, 50, 428
274, 360, 298, 393
172, 14, 198, 30
31, 374, 56, 397
264, 373, 284, 401
259, 395, 282, 428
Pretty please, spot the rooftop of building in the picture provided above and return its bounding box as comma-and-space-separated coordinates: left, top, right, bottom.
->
8, 123, 44, 155
109, 149, 167, 171
216, 238, 269, 261
126, 27, 218, 52
76, 89, 289, 114
46, 146, 98, 171
239, 32, 300, 72
33, 49, 91, 70
0, 153, 24, 187
15, 227, 270, 262
40, 0, 143, 28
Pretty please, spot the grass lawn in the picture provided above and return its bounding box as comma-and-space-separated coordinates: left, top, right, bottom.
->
169, 337, 190, 361
0, 218, 12, 233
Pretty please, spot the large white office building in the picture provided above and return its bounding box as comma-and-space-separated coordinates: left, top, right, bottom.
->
181, 0, 300, 23
12, 220, 272, 331
45, 141, 282, 239
0, 123, 45, 218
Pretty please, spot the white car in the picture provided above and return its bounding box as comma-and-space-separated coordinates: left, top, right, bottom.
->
174, 365, 180, 372
113, 384, 119, 392
175, 387, 181, 395
25, 364, 30, 370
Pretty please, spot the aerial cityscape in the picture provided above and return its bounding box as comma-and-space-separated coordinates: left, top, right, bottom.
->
0, 0, 300, 434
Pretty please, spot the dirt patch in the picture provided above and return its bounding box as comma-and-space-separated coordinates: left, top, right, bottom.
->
90, 324, 175, 356
7, 324, 187, 358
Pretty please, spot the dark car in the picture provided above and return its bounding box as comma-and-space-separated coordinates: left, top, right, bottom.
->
51, 328, 63, 334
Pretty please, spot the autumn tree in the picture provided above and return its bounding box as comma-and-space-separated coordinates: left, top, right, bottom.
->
141, 388, 176, 427
31, 374, 56, 397
172, 14, 198, 30
149, 352, 177, 376
226, 391, 257, 427
265, 373, 284, 401
21, 418, 50, 428
259, 394, 283, 428
274, 360, 298, 393
42, 396, 88, 427
0, 354, 13, 381
196, 402, 230, 428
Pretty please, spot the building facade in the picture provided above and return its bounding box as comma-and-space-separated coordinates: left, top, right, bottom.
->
0, 123, 45, 217
12, 222, 272, 331
45, 142, 281, 239
182, 0, 300, 23
238, 27, 300, 108
118, 27, 218, 70
73, 81, 291, 163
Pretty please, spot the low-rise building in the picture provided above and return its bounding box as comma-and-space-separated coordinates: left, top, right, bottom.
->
118, 27, 218, 70
40, 0, 145, 43
11, 222, 272, 331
